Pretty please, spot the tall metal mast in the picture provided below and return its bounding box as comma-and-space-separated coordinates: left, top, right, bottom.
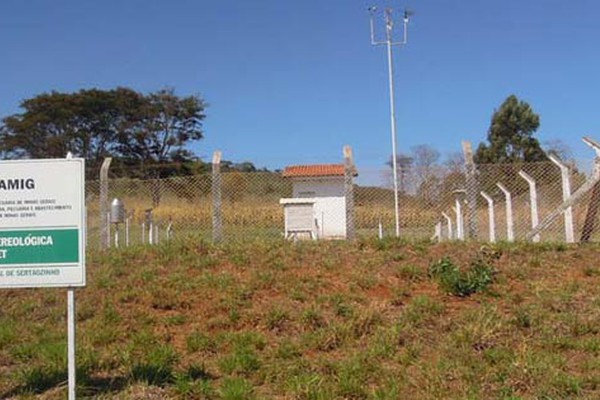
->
369, 6, 411, 237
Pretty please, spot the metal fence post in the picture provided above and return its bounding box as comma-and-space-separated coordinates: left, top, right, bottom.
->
462, 141, 478, 240
99, 157, 112, 249
212, 151, 223, 243
344, 145, 355, 240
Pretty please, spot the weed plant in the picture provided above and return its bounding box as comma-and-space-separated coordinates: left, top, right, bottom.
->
429, 255, 496, 297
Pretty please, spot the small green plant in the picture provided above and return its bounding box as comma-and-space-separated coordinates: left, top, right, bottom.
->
218, 348, 261, 375
428, 256, 495, 297
186, 331, 217, 354
129, 344, 178, 386
395, 264, 424, 281
300, 307, 326, 330
275, 339, 302, 360
17, 365, 66, 394
218, 377, 255, 400
265, 307, 289, 330
173, 363, 214, 398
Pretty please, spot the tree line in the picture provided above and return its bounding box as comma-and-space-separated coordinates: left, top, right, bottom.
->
0, 87, 266, 179
1, 89, 568, 183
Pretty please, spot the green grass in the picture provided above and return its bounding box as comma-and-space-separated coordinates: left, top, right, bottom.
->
0, 239, 599, 398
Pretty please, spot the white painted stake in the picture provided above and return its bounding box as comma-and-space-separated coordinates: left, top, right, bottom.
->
378, 218, 383, 239
549, 154, 575, 243
480, 191, 496, 243
496, 183, 514, 242
125, 217, 130, 247
441, 212, 453, 240
65, 152, 76, 400
519, 171, 540, 242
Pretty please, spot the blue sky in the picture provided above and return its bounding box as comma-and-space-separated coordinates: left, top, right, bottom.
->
1, 0, 599, 171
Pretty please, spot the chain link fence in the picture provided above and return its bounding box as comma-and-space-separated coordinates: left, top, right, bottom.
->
85, 157, 600, 248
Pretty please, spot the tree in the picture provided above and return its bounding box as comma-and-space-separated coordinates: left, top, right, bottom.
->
386, 153, 414, 194
115, 88, 206, 176
411, 145, 441, 205
0, 87, 207, 178
474, 95, 547, 164
0, 88, 141, 168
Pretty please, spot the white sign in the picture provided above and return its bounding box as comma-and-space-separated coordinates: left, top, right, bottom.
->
0, 158, 85, 288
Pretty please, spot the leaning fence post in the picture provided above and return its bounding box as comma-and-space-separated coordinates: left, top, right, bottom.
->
549, 154, 575, 243
344, 145, 355, 240
99, 157, 112, 249
441, 212, 453, 240
212, 151, 223, 243
480, 191, 496, 243
462, 141, 478, 240
519, 170, 540, 242
496, 182, 514, 242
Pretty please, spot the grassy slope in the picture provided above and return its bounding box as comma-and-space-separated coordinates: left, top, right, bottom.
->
1, 239, 599, 399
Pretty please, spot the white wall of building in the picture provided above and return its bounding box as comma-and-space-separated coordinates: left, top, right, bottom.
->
291, 177, 346, 238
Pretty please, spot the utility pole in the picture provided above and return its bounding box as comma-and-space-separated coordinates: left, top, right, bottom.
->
369, 6, 411, 237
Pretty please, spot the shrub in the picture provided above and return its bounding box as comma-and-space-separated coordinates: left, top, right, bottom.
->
428, 256, 495, 297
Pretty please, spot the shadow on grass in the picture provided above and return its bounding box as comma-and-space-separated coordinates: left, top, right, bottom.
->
1, 369, 130, 399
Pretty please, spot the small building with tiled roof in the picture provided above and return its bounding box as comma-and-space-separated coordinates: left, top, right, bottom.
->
282, 164, 357, 178
280, 163, 358, 239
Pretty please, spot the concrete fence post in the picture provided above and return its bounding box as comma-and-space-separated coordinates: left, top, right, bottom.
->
462, 141, 478, 240
496, 182, 514, 242
519, 170, 540, 242
480, 191, 496, 243
344, 145, 355, 240
453, 190, 465, 240
581, 137, 600, 242
212, 151, 223, 243
99, 157, 112, 250
442, 212, 453, 240
549, 154, 575, 243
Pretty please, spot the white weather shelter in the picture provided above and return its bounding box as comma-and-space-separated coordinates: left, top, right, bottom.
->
280, 164, 357, 239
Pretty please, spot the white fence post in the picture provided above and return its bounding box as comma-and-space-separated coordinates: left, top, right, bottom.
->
453, 191, 465, 240
442, 212, 453, 240
581, 137, 600, 241
432, 221, 442, 242
518, 170, 540, 242
496, 183, 514, 242
99, 157, 112, 250
480, 191, 496, 243
549, 154, 575, 243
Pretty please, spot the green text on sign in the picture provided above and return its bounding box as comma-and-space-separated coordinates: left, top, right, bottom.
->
0, 229, 79, 265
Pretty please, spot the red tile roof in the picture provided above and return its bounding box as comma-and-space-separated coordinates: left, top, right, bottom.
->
282, 164, 357, 178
